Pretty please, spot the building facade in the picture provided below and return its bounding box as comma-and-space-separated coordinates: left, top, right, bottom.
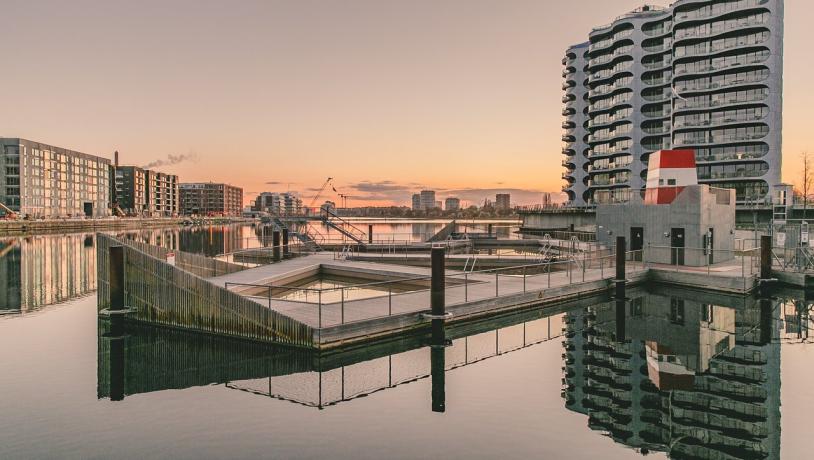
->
419, 190, 436, 210
495, 193, 511, 211
411, 193, 421, 210
562, 1, 784, 206
253, 192, 303, 215
445, 197, 461, 211
179, 183, 243, 216
0, 138, 111, 218
114, 166, 179, 217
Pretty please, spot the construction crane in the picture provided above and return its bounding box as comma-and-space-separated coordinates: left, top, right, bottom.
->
308, 177, 335, 211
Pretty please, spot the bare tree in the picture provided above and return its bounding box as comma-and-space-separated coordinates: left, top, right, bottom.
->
802, 151, 812, 220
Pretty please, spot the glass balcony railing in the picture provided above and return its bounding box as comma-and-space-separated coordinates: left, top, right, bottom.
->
674, 15, 768, 41
674, 0, 766, 23
674, 114, 765, 128
698, 169, 768, 180
675, 133, 768, 146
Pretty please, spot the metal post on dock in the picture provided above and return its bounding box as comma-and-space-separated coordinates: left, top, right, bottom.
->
368, 224, 373, 244
487, 223, 493, 237
430, 246, 446, 343
262, 226, 270, 247
760, 235, 772, 280
272, 230, 281, 261
282, 229, 289, 254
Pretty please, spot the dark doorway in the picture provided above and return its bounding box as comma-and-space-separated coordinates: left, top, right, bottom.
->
671, 228, 685, 265
83, 202, 93, 217
630, 227, 644, 261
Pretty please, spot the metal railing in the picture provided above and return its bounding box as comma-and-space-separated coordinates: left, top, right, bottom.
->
224, 249, 648, 329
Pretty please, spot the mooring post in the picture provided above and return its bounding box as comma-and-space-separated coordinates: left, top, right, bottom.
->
109, 245, 125, 311
760, 235, 772, 280
430, 246, 446, 345
487, 223, 493, 237
272, 230, 281, 260
368, 224, 373, 244
282, 229, 289, 254
262, 226, 270, 247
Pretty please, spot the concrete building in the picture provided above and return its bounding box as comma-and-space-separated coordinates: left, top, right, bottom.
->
179, 183, 243, 216
114, 166, 179, 217
420, 190, 436, 210
562, 1, 784, 206
596, 150, 735, 266
253, 192, 302, 216
495, 193, 511, 211
411, 193, 421, 211
444, 197, 461, 211
0, 138, 111, 218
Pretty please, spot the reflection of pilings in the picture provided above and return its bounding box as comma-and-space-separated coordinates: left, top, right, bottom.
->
760, 296, 773, 345
431, 320, 446, 413
431, 247, 446, 343
614, 236, 626, 342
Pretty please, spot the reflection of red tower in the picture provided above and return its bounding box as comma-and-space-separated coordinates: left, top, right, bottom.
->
644, 150, 696, 204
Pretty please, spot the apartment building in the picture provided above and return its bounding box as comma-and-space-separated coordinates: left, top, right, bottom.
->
179, 182, 243, 216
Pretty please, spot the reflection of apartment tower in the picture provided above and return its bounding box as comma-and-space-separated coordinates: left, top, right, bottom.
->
563, 290, 781, 459
0, 234, 98, 313
0, 138, 111, 218
411, 193, 421, 210
420, 190, 436, 210
179, 183, 243, 216
444, 197, 460, 211
495, 193, 511, 211
0, 241, 22, 312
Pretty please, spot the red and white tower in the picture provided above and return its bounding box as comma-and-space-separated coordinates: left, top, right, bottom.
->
644, 149, 697, 205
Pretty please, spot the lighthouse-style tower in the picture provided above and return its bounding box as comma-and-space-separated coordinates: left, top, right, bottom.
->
644, 149, 697, 205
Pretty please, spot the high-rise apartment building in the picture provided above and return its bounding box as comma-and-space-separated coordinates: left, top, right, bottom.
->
562, 1, 783, 206
495, 193, 511, 211
411, 193, 421, 210
420, 190, 436, 210
444, 197, 461, 211
179, 183, 243, 216
0, 138, 111, 218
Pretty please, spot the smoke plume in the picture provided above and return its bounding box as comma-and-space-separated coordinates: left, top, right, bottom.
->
141, 152, 199, 169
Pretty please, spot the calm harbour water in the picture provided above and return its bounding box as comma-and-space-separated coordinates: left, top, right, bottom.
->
1, 224, 812, 459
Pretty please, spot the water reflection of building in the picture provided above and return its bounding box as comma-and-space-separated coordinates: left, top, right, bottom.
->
562, 287, 781, 459
0, 234, 97, 314
122, 225, 251, 257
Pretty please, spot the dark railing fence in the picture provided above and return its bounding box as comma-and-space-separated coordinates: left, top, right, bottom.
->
97, 234, 315, 347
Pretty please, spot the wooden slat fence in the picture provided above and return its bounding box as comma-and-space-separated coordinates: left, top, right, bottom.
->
97, 233, 315, 347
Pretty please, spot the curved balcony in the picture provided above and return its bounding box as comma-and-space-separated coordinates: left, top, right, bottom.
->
562, 107, 576, 116
642, 19, 672, 37
589, 129, 632, 144
642, 56, 672, 70
562, 120, 575, 129
589, 78, 633, 99
674, 36, 770, 62
641, 124, 670, 135
589, 96, 632, 114
674, 132, 769, 147
674, 14, 769, 42
642, 39, 672, 54
673, 112, 767, 130
562, 147, 576, 156
563, 94, 576, 103
562, 133, 576, 142
590, 28, 634, 53
698, 169, 769, 181
588, 145, 632, 159
673, 72, 769, 94
695, 148, 768, 164
588, 161, 632, 173
587, 175, 630, 187
641, 89, 671, 102
563, 81, 576, 90
589, 46, 634, 69
674, 93, 768, 112
674, 0, 769, 25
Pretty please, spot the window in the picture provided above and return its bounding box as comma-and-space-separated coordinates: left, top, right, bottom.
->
667, 179, 677, 185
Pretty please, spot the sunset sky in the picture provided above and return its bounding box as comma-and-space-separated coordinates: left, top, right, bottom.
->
1, 0, 810, 206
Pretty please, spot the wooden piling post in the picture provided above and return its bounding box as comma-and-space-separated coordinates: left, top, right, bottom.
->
431, 247, 445, 317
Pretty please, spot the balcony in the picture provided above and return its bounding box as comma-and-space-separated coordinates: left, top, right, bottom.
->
675, 132, 768, 147
562, 94, 576, 103
563, 107, 576, 116
674, 0, 766, 24
698, 169, 768, 180
674, 113, 765, 129
674, 15, 768, 41
562, 121, 575, 129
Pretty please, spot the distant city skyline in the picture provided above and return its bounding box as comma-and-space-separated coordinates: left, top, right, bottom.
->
1, 0, 810, 206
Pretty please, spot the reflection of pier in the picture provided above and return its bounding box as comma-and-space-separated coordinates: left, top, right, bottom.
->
98, 301, 578, 408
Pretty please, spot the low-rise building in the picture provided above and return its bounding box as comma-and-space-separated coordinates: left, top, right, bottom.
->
180, 182, 243, 216
0, 138, 111, 218
254, 192, 302, 215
